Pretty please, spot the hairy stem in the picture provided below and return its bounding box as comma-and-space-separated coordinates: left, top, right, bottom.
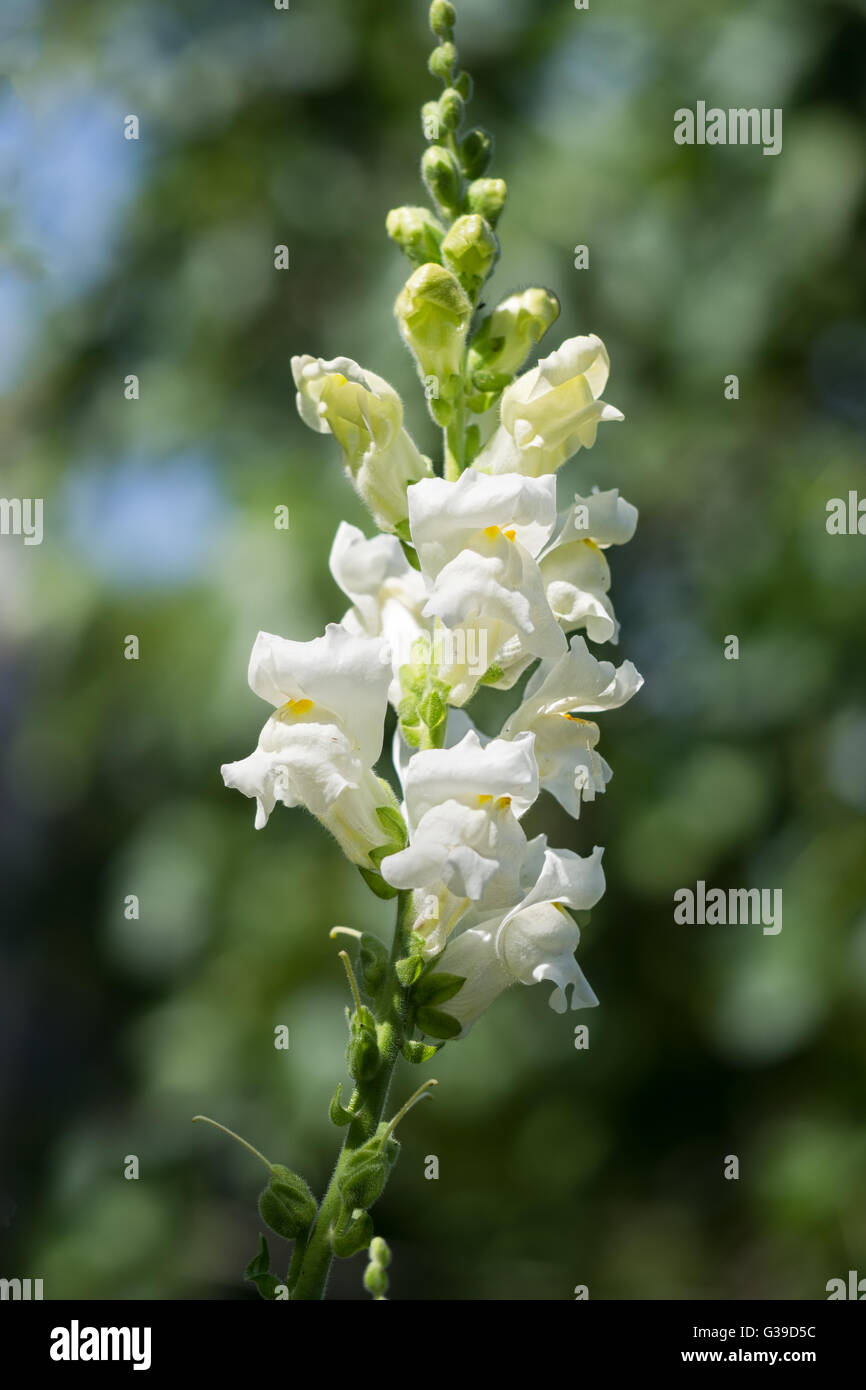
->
289, 890, 415, 1300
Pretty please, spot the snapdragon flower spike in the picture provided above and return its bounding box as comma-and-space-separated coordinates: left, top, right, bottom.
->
473, 334, 623, 477
220, 624, 399, 866
538, 489, 638, 645
292, 354, 432, 533
329, 522, 430, 708
407, 467, 565, 703
380, 728, 540, 953
501, 636, 644, 819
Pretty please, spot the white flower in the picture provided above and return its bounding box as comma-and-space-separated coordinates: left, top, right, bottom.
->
221, 623, 398, 865
473, 334, 623, 477
428, 846, 605, 1032
538, 490, 638, 645
380, 728, 540, 951
329, 521, 430, 706
407, 467, 566, 703
502, 636, 643, 818
292, 355, 432, 532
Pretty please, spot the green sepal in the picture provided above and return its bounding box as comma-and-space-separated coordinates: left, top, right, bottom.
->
420, 688, 447, 732
375, 806, 408, 848
347, 1006, 380, 1082
399, 538, 421, 571
368, 840, 403, 870
460, 128, 493, 179
330, 1207, 374, 1259
464, 423, 481, 464
395, 954, 424, 988
337, 1147, 391, 1211
402, 1039, 441, 1064
416, 1005, 462, 1040
259, 1166, 317, 1241
329, 1082, 354, 1127
358, 864, 399, 899
244, 1234, 282, 1300
413, 971, 465, 1007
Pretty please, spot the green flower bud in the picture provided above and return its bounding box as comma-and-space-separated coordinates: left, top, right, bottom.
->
428, 41, 457, 82
330, 1207, 373, 1258
337, 1143, 392, 1211
421, 144, 462, 217
438, 87, 464, 131
429, 1, 456, 39
258, 1165, 317, 1241
346, 1006, 380, 1083
468, 287, 560, 385
440, 214, 498, 298
363, 1261, 388, 1297
421, 100, 442, 142
466, 176, 507, 227
386, 205, 445, 269
459, 127, 493, 179
395, 262, 471, 399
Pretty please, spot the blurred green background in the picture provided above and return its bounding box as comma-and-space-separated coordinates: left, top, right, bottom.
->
2, 0, 865, 1300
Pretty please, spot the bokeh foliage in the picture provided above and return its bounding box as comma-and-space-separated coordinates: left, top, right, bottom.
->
1, 0, 865, 1298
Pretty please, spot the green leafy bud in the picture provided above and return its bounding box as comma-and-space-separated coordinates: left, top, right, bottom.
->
439, 87, 464, 131
346, 1008, 380, 1082
421, 145, 462, 218
370, 1235, 392, 1267
466, 176, 507, 227
459, 127, 493, 179
386, 205, 445, 269
259, 1166, 317, 1241
330, 1207, 373, 1258
440, 214, 498, 298
416, 1004, 462, 1039
428, 41, 457, 82
395, 262, 471, 393
395, 953, 424, 987
364, 1261, 389, 1297
429, 1, 456, 39
337, 1142, 392, 1211
468, 287, 560, 385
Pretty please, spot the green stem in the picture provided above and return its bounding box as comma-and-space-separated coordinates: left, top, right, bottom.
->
290, 890, 415, 1300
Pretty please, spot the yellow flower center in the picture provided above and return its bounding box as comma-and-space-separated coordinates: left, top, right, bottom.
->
482, 525, 517, 542
279, 697, 314, 717
477, 793, 512, 810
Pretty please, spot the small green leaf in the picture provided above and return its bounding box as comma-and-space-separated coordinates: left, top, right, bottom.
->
375, 805, 408, 847
329, 1083, 354, 1127
413, 972, 466, 1007
245, 1234, 270, 1280
358, 865, 399, 899
416, 1005, 462, 1040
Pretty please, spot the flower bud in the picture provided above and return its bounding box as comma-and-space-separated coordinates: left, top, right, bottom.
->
468, 288, 560, 388
459, 127, 492, 179
370, 1235, 392, 1267
346, 1005, 380, 1082
421, 100, 442, 142
467, 176, 507, 227
258, 1165, 317, 1240
363, 1261, 388, 1297
394, 263, 471, 401
337, 1144, 391, 1211
421, 144, 462, 217
386, 205, 445, 269
438, 87, 464, 131
440, 214, 498, 298
428, 41, 456, 81
429, 1, 456, 38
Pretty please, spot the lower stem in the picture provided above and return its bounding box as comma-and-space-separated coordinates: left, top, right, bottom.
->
289, 890, 414, 1301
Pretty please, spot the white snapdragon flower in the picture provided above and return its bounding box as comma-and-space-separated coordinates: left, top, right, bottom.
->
292, 355, 432, 533
427, 842, 606, 1033
407, 467, 566, 704
329, 521, 430, 706
473, 335, 623, 477
380, 728, 540, 952
221, 623, 399, 865
539, 489, 638, 644
502, 636, 643, 819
